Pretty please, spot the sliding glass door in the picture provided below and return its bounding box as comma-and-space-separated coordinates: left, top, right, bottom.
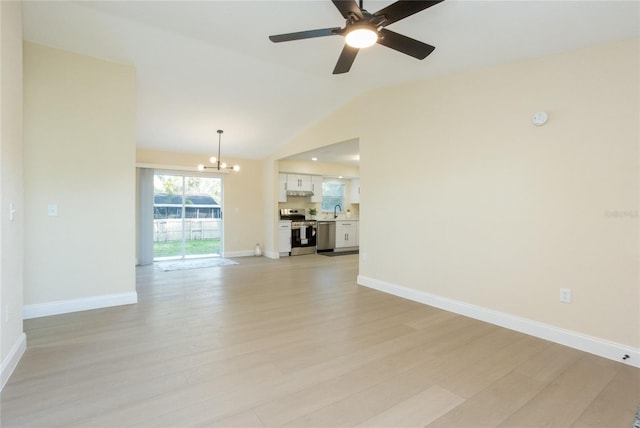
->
153, 172, 223, 260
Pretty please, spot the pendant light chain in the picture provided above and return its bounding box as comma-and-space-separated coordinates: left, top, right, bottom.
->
216, 130, 223, 170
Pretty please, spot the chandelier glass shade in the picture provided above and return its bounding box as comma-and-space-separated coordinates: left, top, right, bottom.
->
197, 130, 240, 172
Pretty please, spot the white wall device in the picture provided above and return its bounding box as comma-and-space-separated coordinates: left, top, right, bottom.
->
532, 111, 549, 126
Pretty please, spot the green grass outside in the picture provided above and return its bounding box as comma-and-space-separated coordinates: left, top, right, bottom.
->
154, 238, 221, 258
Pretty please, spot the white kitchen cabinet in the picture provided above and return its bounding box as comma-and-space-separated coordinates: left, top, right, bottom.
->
278, 221, 292, 255
278, 173, 287, 203
310, 175, 323, 203
286, 174, 313, 192
350, 178, 360, 204
335, 220, 358, 249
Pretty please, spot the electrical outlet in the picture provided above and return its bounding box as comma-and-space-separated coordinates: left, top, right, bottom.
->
560, 288, 572, 303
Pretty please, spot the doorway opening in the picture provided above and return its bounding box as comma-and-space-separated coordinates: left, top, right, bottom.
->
153, 172, 223, 261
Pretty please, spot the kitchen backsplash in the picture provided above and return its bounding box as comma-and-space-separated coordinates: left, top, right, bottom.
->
279, 198, 359, 219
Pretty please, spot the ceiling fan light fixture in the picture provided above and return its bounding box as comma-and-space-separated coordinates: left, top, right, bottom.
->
269, 0, 445, 74
345, 27, 378, 48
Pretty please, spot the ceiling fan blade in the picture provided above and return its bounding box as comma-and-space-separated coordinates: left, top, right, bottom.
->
332, 0, 363, 20
374, 1, 444, 26
269, 27, 341, 43
333, 45, 359, 74
377, 28, 435, 60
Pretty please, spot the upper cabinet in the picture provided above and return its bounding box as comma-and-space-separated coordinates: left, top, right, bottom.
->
279, 173, 324, 201
350, 178, 360, 204
310, 176, 323, 203
278, 173, 288, 203
286, 174, 313, 192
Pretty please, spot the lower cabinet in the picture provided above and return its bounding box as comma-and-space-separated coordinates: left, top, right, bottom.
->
335, 221, 358, 249
279, 221, 291, 255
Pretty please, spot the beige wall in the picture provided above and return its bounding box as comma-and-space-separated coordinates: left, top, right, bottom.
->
23, 43, 136, 305
136, 148, 265, 256
272, 38, 640, 350
1, 0, 25, 386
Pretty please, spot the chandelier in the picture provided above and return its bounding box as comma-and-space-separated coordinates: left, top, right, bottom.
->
197, 130, 240, 172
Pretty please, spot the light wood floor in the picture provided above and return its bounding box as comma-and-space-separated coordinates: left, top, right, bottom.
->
2, 255, 638, 427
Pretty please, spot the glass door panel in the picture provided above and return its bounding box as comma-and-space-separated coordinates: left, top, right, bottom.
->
184, 176, 222, 258
153, 173, 222, 260
153, 173, 185, 260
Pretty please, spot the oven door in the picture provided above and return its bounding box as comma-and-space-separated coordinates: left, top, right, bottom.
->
291, 224, 317, 255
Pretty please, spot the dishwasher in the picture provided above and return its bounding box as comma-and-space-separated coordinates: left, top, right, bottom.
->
317, 221, 336, 252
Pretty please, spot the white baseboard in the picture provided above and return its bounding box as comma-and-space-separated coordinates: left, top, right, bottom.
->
264, 250, 279, 259
222, 250, 255, 258
1, 332, 26, 391
357, 275, 640, 368
23, 292, 138, 320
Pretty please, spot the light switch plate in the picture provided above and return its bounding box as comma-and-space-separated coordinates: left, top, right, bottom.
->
47, 204, 58, 217
560, 287, 571, 303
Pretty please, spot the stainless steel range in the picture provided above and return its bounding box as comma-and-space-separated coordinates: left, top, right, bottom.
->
280, 209, 317, 256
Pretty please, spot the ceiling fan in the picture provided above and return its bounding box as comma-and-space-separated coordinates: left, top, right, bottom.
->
268, 0, 445, 74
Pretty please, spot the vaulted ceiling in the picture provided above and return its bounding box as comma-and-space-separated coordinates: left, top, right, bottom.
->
22, 1, 639, 160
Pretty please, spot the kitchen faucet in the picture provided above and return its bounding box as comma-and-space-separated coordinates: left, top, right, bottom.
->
334, 204, 342, 219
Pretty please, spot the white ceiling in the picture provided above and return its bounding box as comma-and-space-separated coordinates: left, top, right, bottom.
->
22, 1, 639, 161
284, 138, 360, 165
